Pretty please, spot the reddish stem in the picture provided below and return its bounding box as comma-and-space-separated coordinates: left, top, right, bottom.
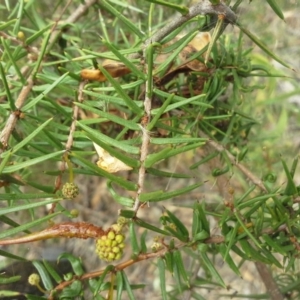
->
0, 222, 106, 245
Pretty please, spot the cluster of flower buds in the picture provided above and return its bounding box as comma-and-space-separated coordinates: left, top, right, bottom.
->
95, 229, 125, 262
95, 218, 127, 262
62, 182, 79, 199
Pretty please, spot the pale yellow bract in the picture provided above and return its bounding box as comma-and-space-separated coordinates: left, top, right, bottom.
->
94, 143, 133, 173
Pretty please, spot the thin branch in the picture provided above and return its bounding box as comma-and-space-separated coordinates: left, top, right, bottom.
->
52, 81, 87, 197
130, 0, 236, 60
0, 75, 34, 149
199, 131, 284, 300
65, 81, 86, 151
133, 52, 152, 211
47, 0, 98, 51
50, 224, 286, 294
255, 262, 285, 300
52, 233, 225, 293
146, 1, 236, 45
134, 127, 151, 211
0, 31, 39, 55
200, 131, 267, 192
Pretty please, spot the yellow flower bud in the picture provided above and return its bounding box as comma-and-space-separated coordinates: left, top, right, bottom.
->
17, 31, 25, 40
28, 273, 40, 286
107, 231, 115, 240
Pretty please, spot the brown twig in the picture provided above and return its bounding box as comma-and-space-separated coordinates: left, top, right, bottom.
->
133, 50, 152, 211
129, 0, 236, 60
53, 80, 86, 199
65, 81, 87, 151
200, 131, 267, 192
50, 222, 290, 295
0, 75, 34, 150
255, 262, 285, 300
47, 0, 98, 51
0, 222, 106, 246
147, 1, 236, 43
52, 234, 226, 294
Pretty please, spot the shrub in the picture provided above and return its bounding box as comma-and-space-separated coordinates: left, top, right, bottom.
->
0, 0, 298, 299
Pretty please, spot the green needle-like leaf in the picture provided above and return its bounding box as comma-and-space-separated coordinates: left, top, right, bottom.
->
32, 260, 54, 291
157, 258, 167, 300
77, 121, 140, 154
0, 199, 61, 218
282, 158, 298, 196
97, 64, 143, 116
237, 21, 293, 70
266, 0, 284, 20
2, 150, 64, 173
100, 0, 144, 38
165, 209, 189, 238
198, 246, 226, 288
116, 271, 124, 300
58, 253, 84, 276
121, 271, 135, 300
0, 60, 16, 109
0, 211, 61, 239
129, 221, 140, 257
140, 182, 203, 202
42, 260, 62, 284
23, 73, 69, 111
1, 38, 26, 85
144, 0, 189, 15
173, 250, 189, 286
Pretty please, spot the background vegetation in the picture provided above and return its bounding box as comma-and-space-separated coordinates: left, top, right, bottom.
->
0, 0, 299, 299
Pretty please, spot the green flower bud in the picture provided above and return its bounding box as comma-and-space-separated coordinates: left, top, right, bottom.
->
70, 209, 79, 218
62, 182, 79, 199
95, 229, 126, 262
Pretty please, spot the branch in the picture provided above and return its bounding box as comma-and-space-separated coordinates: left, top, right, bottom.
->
200, 131, 285, 300
0, 75, 34, 149
47, 0, 98, 51
148, 1, 236, 44
255, 262, 285, 300
200, 131, 267, 192
133, 50, 152, 211
0, 222, 106, 246
50, 222, 288, 295
52, 234, 224, 293
50, 226, 285, 294
65, 81, 87, 151
130, 0, 236, 60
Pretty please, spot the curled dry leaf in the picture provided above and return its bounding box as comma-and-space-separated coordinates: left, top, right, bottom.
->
155, 32, 211, 86
81, 59, 131, 82
180, 32, 211, 71
80, 33, 210, 83
94, 142, 133, 173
